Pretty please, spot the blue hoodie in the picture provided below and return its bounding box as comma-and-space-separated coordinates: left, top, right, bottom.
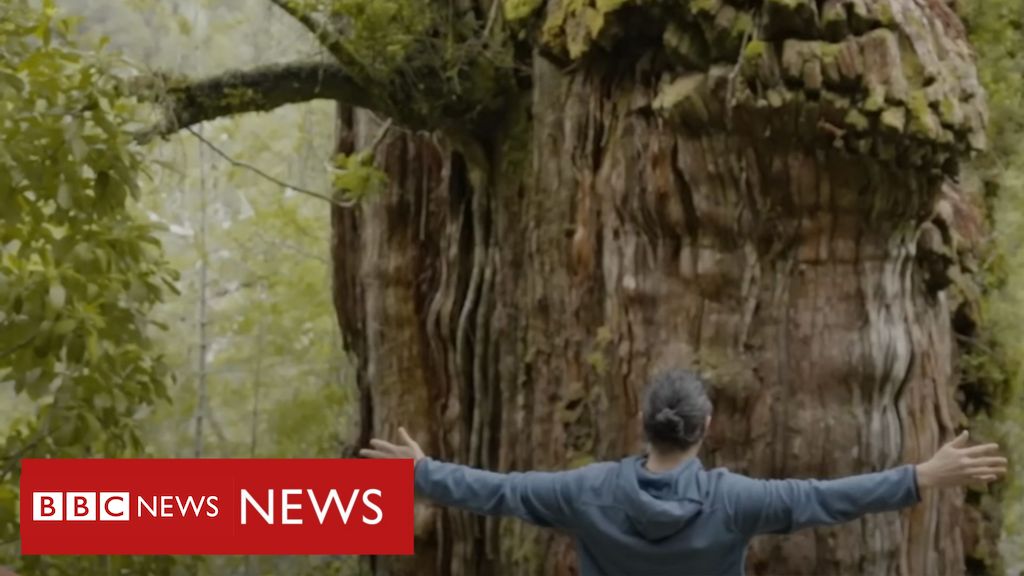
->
414, 455, 921, 575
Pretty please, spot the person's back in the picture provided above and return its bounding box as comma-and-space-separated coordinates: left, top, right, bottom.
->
560, 457, 752, 576
362, 369, 1006, 575
539, 456, 917, 576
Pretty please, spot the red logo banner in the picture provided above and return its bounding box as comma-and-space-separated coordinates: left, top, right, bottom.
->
19, 459, 414, 555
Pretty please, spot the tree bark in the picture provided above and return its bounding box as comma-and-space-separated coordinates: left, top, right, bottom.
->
329, 0, 990, 574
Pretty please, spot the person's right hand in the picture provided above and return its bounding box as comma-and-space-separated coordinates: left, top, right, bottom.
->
358, 427, 426, 462
915, 431, 1008, 489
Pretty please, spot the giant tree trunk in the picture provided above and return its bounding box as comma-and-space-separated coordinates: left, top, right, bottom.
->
331, 0, 990, 574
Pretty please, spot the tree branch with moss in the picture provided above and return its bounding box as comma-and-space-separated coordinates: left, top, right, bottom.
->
135, 60, 395, 142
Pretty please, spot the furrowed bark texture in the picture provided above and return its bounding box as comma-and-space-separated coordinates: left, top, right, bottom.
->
330, 0, 990, 574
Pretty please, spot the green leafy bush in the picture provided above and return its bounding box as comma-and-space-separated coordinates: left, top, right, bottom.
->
0, 0, 190, 572
962, 0, 1024, 569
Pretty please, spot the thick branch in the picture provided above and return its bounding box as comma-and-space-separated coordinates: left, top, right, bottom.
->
138, 60, 502, 176
140, 60, 388, 141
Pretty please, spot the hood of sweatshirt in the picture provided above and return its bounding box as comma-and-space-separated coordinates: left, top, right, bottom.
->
614, 455, 707, 541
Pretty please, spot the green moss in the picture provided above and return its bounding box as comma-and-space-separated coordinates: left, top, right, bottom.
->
900, 47, 926, 88
541, 0, 585, 52
707, 5, 747, 59
743, 39, 767, 60
907, 90, 940, 139
653, 73, 711, 127
844, 108, 870, 131
665, 22, 710, 70
220, 86, 260, 109
730, 11, 754, 44
876, 1, 895, 26
503, 0, 544, 22
907, 91, 930, 117
540, 0, 634, 60
821, 2, 848, 40
938, 96, 963, 126
691, 0, 722, 17
595, 0, 630, 12
818, 43, 843, 86
880, 106, 906, 133
781, 40, 812, 81
819, 42, 841, 60
566, 22, 593, 58
864, 84, 886, 112
583, 7, 604, 37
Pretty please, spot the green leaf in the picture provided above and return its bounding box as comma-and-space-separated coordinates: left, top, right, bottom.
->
20, 367, 46, 399
53, 317, 76, 334
0, 69, 25, 93
47, 281, 66, 308
56, 182, 72, 209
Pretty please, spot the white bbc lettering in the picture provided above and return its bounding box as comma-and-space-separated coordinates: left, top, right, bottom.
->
206, 495, 220, 518
136, 495, 219, 518
160, 495, 175, 517
240, 489, 273, 525
307, 489, 344, 525
242, 489, 383, 526
32, 492, 63, 521
31, 492, 130, 522
99, 492, 130, 521
137, 496, 159, 518
281, 489, 303, 525
362, 489, 383, 525
65, 492, 97, 521
305, 489, 361, 525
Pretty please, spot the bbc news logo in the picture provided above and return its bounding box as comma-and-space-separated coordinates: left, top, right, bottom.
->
33, 492, 133, 521
32, 492, 224, 522
20, 459, 413, 555
30, 490, 383, 524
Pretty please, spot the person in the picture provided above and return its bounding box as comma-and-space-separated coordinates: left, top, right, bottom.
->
360, 369, 1007, 576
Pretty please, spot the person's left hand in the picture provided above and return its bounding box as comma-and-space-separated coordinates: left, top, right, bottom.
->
359, 427, 426, 462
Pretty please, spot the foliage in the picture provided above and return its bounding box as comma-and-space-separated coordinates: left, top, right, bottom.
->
332, 150, 389, 204
961, 0, 1024, 569
1, 0, 361, 571
288, 0, 466, 77
0, 0, 199, 572
289, 0, 516, 127
55, 1, 358, 573
325, 0, 433, 73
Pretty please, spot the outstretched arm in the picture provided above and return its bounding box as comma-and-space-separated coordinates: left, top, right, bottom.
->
411, 459, 584, 528
722, 463, 920, 536
724, 431, 1006, 536
360, 428, 582, 529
